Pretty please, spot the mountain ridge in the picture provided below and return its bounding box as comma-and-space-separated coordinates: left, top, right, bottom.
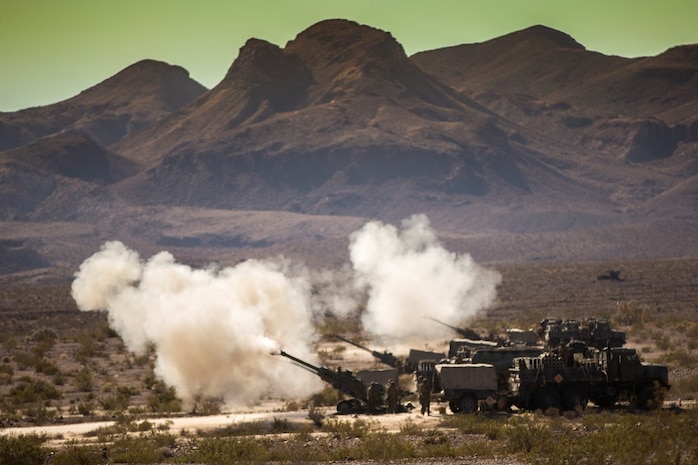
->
0, 19, 696, 281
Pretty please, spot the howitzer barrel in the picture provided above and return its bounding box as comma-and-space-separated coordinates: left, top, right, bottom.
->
331, 334, 371, 353
332, 334, 400, 368
428, 317, 480, 340
278, 350, 320, 373
277, 350, 369, 401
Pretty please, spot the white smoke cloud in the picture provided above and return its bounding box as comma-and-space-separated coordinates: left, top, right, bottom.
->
349, 214, 501, 346
71, 215, 500, 407
71, 241, 321, 408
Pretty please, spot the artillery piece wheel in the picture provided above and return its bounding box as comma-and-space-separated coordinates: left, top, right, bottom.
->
336, 399, 362, 415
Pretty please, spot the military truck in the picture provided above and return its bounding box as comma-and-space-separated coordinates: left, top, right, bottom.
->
581, 318, 626, 349
505, 328, 539, 346
448, 338, 499, 359
462, 346, 546, 393
539, 317, 625, 349
510, 346, 670, 411
405, 348, 446, 374
433, 363, 502, 413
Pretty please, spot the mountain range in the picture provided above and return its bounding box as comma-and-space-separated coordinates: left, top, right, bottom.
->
1, 19, 697, 281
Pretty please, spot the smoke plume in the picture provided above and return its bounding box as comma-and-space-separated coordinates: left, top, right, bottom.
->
71, 241, 321, 407
71, 215, 500, 407
349, 214, 501, 346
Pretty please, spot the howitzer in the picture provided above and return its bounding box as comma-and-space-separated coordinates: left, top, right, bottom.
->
276, 350, 384, 414
428, 317, 482, 340
331, 334, 401, 369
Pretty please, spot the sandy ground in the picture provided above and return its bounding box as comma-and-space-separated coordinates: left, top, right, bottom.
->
0, 399, 444, 444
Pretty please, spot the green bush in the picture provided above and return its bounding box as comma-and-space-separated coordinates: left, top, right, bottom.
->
502, 416, 552, 454
304, 385, 339, 407
52, 443, 102, 465
108, 433, 177, 464
0, 434, 46, 465
12, 351, 40, 370
8, 376, 61, 404
74, 366, 93, 392
146, 380, 182, 413
75, 333, 99, 362
34, 357, 60, 375
191, 395, 223, 415
184, 436, 273, 463
31, 328, 57, 353
0, 362, 13, 384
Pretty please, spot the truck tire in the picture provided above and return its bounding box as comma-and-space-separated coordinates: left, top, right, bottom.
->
635, 382, 663, 410
449, 400, 461, 414
536, 387, 561, 411
562, 386, 588, 411
459, 394, 478, 414
592, 386, 618, 408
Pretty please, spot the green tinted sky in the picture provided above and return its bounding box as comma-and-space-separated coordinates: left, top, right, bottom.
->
2, 0, 697, 111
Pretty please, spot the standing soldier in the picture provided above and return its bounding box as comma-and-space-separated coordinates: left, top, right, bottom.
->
366, 382, 381, 414
418, 376, 431, 416
386, 379, 399, 413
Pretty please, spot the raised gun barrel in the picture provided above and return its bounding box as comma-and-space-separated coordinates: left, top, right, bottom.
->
428, 317, 481, 340
331, 334, 401, 369
277, 350, 370, 401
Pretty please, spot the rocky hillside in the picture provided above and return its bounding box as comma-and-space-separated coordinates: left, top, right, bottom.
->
0, 60, 207, 150
0, 19, 696, 281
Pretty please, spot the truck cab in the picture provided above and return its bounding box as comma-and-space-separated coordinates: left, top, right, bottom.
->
595, 347, 670, 409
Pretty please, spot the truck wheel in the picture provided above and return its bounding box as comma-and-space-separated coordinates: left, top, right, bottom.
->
536, 387, 561, 412
459, 394, 478, 414
563, 386, 588, 411
636, 382, 663, 410
592, 386, 618, 408
449, 400, 461, 414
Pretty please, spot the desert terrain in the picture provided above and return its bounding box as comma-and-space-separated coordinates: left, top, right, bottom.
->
1, 257, 697, 463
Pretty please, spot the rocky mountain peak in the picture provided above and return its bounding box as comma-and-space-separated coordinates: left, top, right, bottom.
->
515, 25, 586, 50
221, 38, 312, 108
76, 59, 207, 110
284, 19, 408, 88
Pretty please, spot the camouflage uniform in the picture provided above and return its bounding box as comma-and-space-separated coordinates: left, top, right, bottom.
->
366, 382, 381, 414
386, 379, 399, 413
418, 378, 431, 415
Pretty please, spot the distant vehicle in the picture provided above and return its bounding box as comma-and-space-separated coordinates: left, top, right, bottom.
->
539, 317, 626, 349
505, 328, 539, 346
597, 270, 623, 281
448, 338, 498, 359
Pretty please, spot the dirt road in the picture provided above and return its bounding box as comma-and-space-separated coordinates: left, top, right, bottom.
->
0, 399, 444, 443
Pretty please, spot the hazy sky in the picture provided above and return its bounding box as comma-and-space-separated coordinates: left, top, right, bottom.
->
2, 0, 697, 112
